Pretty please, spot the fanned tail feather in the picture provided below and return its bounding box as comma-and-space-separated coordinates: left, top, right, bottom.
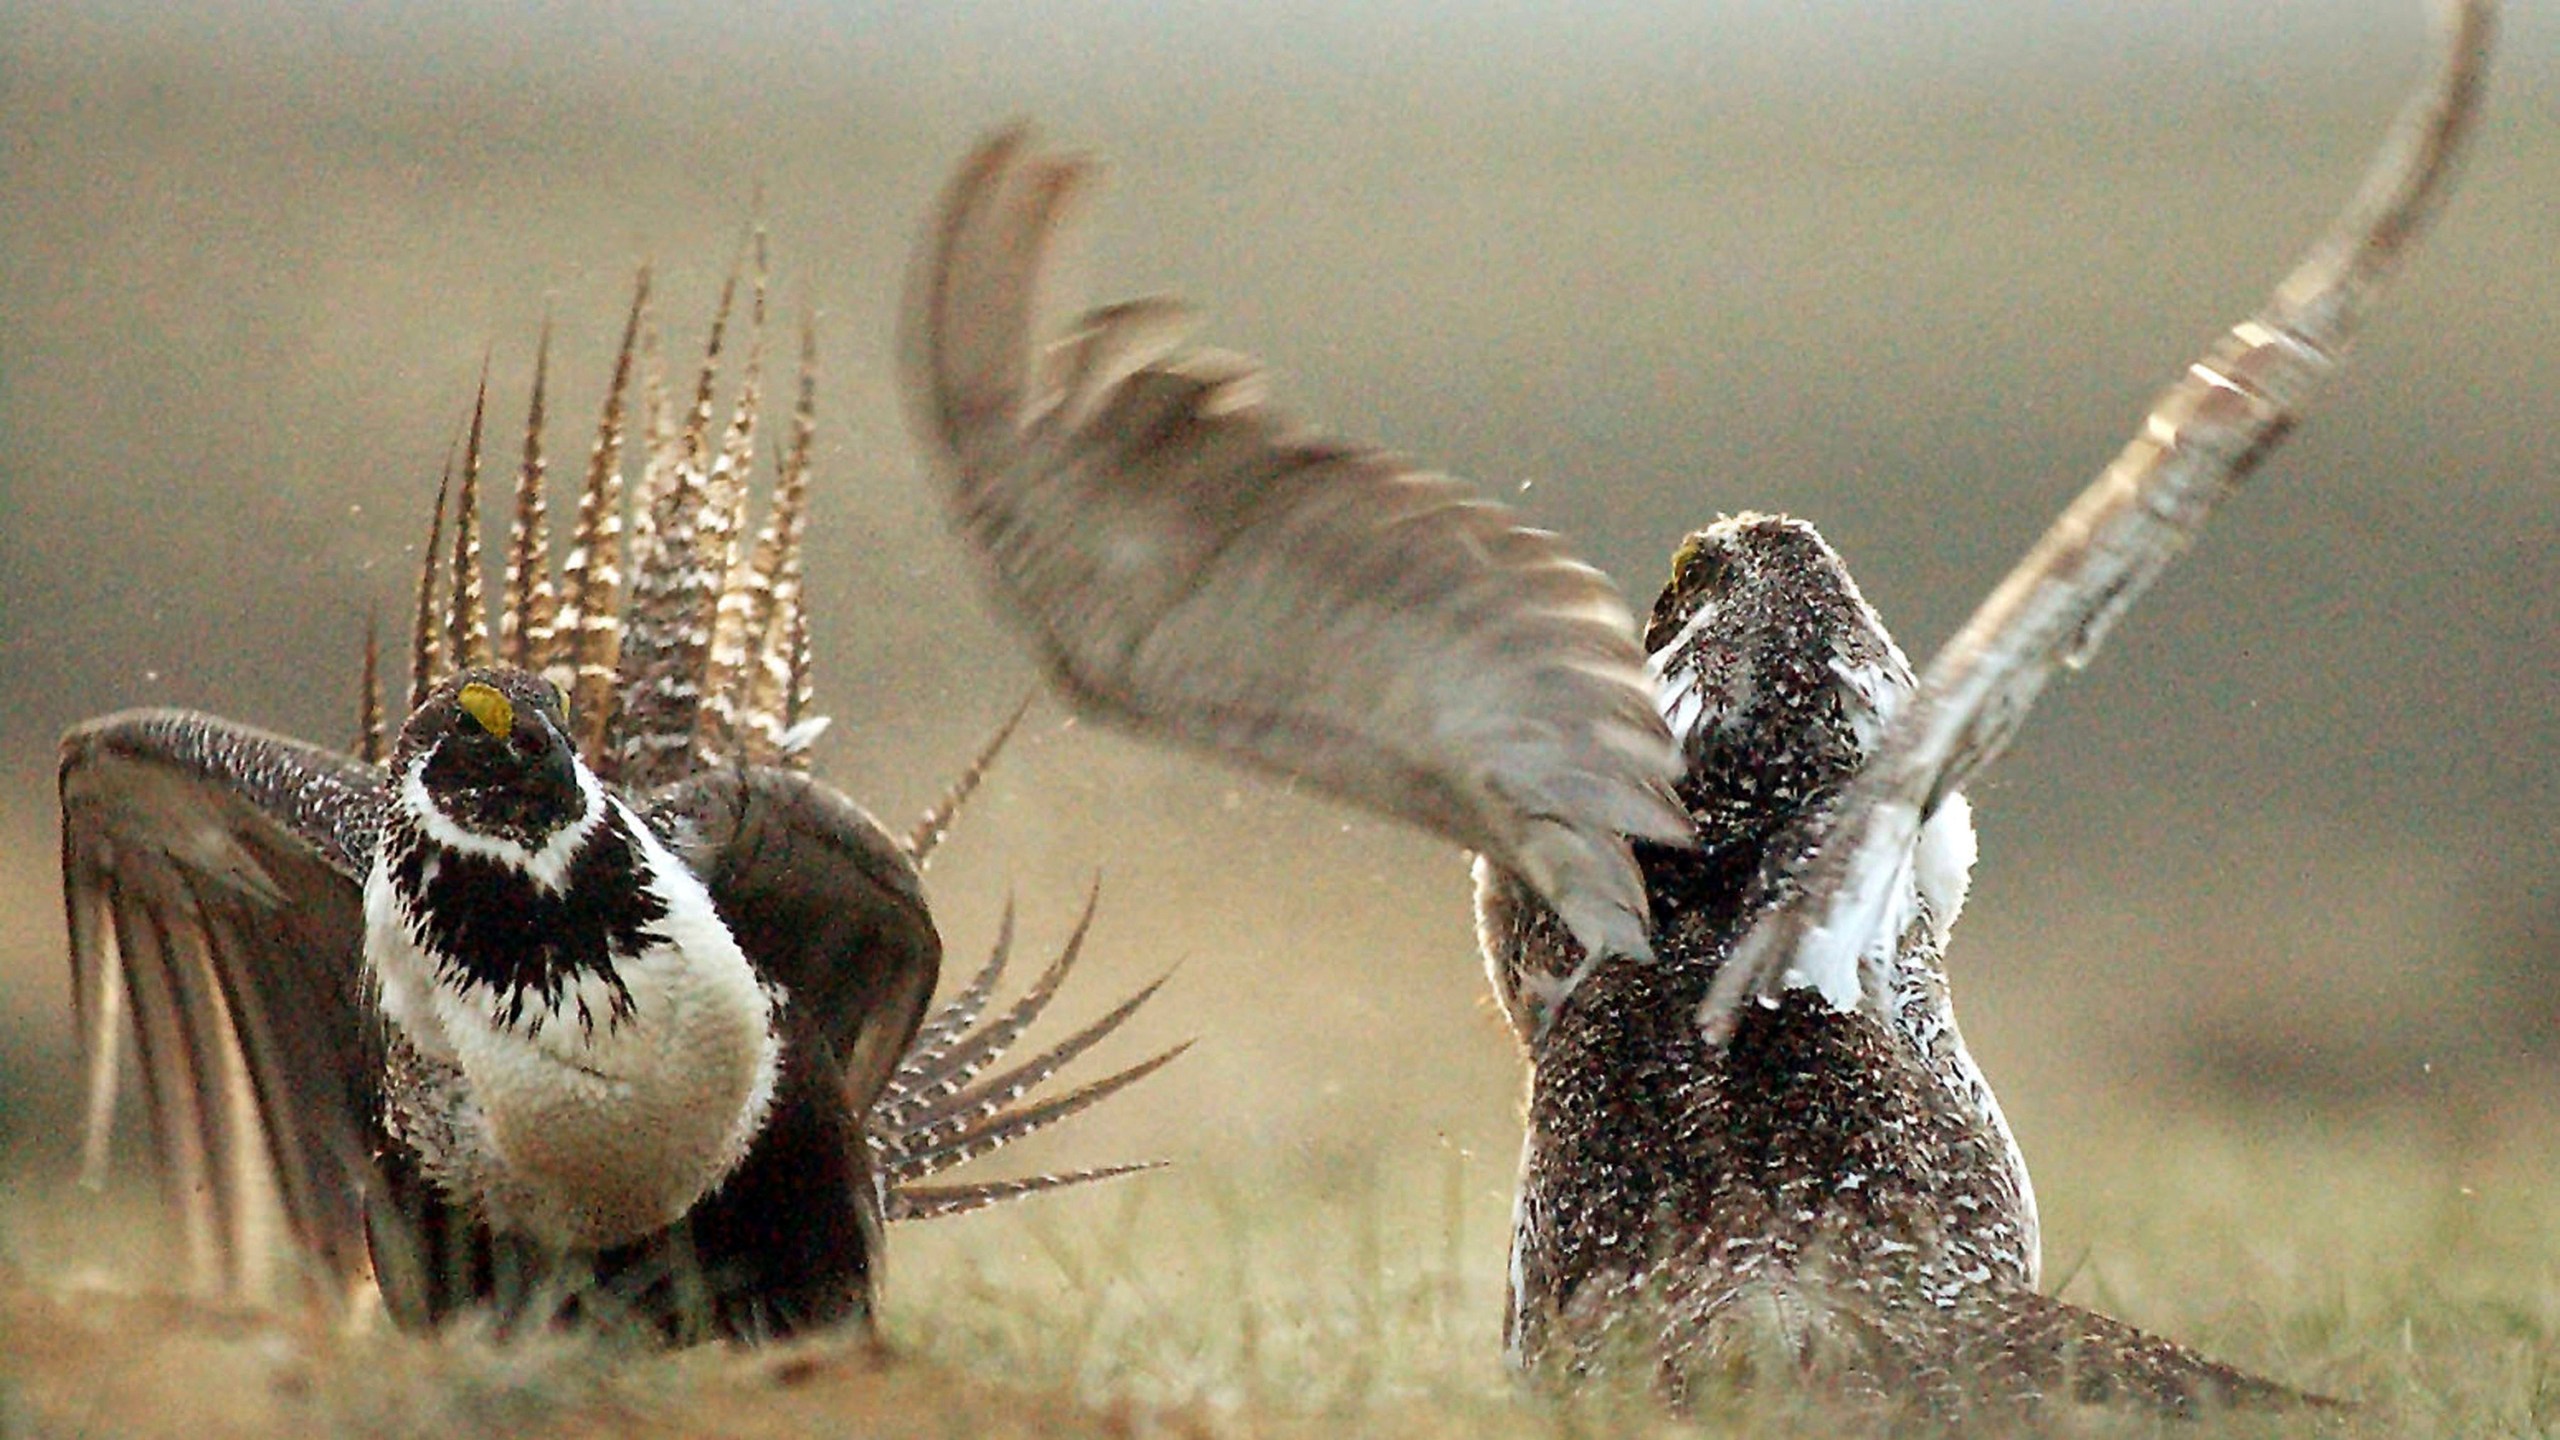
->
880, 973, 1177, 1168
887, 968, 1176, 1147
882, 897, 1018, 1103
868, 887, 1183, 1209
736, 316, 819, 767
445, 378, 493, 673
695, 231, 772, 768
407, 463, 452, 710
556, 268, 647, 767
500, 316, 556, 671
880, 1044, 1186, 1187
389, 245, 1164, 1235
611, 262, 739, 789
780, 570, 816, 759
887, 1163, 1165, 1222
873, 886, 1101, 1131
413, 253, 831, 783
621, 301, 672, 640
906, 693, 1034, 867
357, 612, 385, 765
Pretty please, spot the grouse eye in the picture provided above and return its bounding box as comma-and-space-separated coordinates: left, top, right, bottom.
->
509, 725, 548, 761
1674, 542, 1732, 600
1647, 535, 1734, 652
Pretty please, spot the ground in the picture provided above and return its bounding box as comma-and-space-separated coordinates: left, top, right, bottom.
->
8, 1110, 2557, 1438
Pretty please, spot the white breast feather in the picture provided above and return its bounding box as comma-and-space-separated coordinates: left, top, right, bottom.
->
363, 777, 781, 1249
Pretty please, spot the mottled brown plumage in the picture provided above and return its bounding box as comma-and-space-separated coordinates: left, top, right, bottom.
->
875, 0, 2493, 1414
1478, 516, 2307, 1419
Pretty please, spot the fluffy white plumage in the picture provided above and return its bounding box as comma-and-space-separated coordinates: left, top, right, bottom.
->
364, 748, 780, 1249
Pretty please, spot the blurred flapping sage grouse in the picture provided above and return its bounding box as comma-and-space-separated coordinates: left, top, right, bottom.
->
59, 261, 1179, 1342
899, 0, 2492, 1418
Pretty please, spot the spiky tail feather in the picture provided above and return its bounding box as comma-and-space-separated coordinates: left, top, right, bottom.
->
499, 316, 555, 670
610, 258, 740, 788
385, 254, 1178, 1230
906, 693, 1035, 867
734, 316, 820, 767
870, 887, 1182, 1210
445, 378, 492, 673
555, 270, 646, 762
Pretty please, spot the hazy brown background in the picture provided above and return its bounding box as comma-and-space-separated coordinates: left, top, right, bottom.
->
1, 0, 2553, 1233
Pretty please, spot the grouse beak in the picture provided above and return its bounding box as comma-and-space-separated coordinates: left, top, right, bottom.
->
468, 682, 573, 784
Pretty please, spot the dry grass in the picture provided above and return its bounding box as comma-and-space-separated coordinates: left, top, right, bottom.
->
8, 1108, 2560, 1439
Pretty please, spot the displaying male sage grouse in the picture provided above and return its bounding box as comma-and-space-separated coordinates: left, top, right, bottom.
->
59, 260, 1179, 1343
899, 0, 2493, 1420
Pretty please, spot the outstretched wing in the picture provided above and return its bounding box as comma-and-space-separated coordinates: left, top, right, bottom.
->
59, 710, 389, 1304
900, 127, 1692, 963
1702, 0, 2498, 1038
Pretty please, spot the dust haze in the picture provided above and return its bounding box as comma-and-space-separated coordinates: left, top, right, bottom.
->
2, 0, 2554, 1222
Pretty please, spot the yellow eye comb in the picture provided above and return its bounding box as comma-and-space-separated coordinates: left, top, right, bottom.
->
457, 682, 514, 738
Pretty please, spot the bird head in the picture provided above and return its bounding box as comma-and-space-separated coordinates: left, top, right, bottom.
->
1478, 513, 1941, 1046
1643, 513, 1912, 841
393, 668, 590, 851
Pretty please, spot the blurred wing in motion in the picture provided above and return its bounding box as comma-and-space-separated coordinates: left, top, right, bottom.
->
900, 127, 1692, 964
60, 711, 389, 1306
1702, 0, 2498, 1039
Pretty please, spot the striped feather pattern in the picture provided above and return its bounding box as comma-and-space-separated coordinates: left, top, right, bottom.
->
374, 257, 1175, 1230
553, 271, 646, 760
499, 320, 556, 670
888, 1163, 1163, 1223
610, 269, 736, 789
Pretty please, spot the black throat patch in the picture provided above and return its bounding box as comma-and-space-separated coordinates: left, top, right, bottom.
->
386, 809, 666, 1037
417, 724, 586, 848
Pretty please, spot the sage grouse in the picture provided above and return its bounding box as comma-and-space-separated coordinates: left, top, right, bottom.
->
59, 262, 1178, 1343
899, 0, 2493, 1417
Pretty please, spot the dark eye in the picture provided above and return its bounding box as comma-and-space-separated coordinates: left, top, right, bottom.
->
1647, 537, 1733, 651
509, 727, 547, 761
1678, 545, 1731, 598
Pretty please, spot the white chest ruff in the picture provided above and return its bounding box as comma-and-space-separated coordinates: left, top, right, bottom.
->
362, 794, 782, 1250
